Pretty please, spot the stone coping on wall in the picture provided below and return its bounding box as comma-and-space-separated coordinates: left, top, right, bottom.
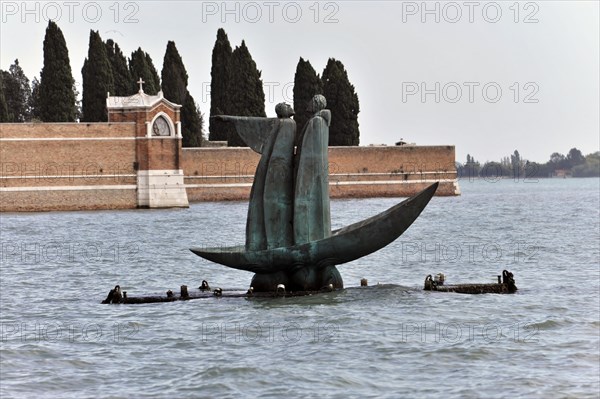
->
182, 145, 457, 176
0, 122, 136, 138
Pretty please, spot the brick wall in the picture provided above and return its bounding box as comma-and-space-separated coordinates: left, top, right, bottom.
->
0, 123, 138, 211
137, 138, 182, 170
183, 145, 459, 201
0, 121, 459, 211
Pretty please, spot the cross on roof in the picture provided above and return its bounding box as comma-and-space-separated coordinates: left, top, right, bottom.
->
137, 77, 145, 93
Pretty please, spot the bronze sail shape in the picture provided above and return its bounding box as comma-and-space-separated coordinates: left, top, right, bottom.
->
190, 182, 438, 273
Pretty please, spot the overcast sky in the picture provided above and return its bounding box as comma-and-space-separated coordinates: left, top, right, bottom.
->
1, 1, 598, 163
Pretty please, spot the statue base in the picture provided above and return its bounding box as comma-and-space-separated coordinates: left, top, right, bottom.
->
250, 265, 343, 292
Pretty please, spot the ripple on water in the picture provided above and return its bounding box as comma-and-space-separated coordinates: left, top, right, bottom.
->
0, 179, 599, 398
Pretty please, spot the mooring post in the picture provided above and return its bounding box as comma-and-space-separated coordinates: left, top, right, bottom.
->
181, 285, 189, 298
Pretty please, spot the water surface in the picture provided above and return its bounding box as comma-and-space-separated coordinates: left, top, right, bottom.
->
1, 178, 599, 398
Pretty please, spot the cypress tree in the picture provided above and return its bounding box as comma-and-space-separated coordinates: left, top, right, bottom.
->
129, 48, 160, 95
209, 28, 234, 142
293, 57, 322, 142
145, 53, 161, 94
511, 150, 521, 179
322, 58, 360, 146
161, 41, 188, 104
161, 41, 204, 147
81, 30, 114, 122
228, 40, 265, 146
0, 73, 8, 122
181, 95, 204, 147
2, 60, 31, 122
105, 39, 131, 96
29, 77, 41, 121
39, 21, 77, 122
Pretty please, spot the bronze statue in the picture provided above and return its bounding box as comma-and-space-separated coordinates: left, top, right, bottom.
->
193, 95, 438, 292
211, 102, 296, 251
294, 94, 331, 244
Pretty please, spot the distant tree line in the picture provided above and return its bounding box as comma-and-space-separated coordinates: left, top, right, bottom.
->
3, 24, 360, 147
457, 148, 600, 179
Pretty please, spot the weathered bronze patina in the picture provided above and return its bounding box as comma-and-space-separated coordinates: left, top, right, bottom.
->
192, 95, 438, 292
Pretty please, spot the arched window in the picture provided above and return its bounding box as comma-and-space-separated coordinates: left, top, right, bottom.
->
152, 115, 172, 136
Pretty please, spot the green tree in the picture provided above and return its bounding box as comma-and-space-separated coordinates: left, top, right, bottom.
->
565, 147, 585, 169
105, 39, 131, 96
572, 152, 600, 177
321, 58, 360, 146
181, 95, 204, 147
549, 152, 566, 170
227, 40, 266, 146
161, 41, 188, 104
209, 28, 234, 142
479, 161, 510, 179
2, 60, 31, 122
129, 48, 160, 95
523, 161, 552, 179
39, 21, 77, 122
462, 153, 481, 178
81, 30, 114, 122
510, 150, 521, 179
293, 57, 322, 144
161, 41, 204, 147
145, 53, 161, 93
29, 77, 41, 121
0, 73, 8, 122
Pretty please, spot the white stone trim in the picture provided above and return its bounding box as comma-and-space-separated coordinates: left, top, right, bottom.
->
0, 174, 137, 180
137, 169, 188, 208
176, 121, 182, 138
453, 181, 461, 195
330, 179, 457, 186
184, 171, 456, 181
0, 122, 135, 126
330, 171, 456, 177
0, 185, 136, 192
107, 91, 182, 110
186, 183, 253, 188
185, 179, 458, 189
0, 137, 136, 142
147, 112, 177, 138
186, 175, 255, 180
